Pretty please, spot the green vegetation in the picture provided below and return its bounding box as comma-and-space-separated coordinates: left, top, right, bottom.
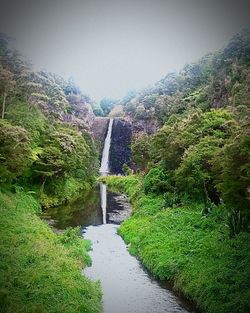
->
101, 30, 250, 313
1, 28, 250, 313
90, 101, 104, 117
122, 30, 250, 125
127, 30, 250, 233
0, 35, 101, 312
99, 97, 117, 116
104, 175, 250, 313
0, 35, 99, 207
130, 107, 249, 232
0, 190, 101, 313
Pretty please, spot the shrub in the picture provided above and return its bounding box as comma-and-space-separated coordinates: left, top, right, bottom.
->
143, 167, 172, 195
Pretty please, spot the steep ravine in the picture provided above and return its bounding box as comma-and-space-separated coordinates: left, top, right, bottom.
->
83, 118, 195, 313
45, 117, 197, 313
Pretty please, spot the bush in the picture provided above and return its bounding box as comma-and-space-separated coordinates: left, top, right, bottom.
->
214, 130, 250, 227
131, 134, 152, 170
163, 190, 181, 208
0, 120, 31, 183
143, 167, 172, 195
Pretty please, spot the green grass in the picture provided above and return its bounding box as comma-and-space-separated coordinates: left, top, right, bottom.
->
104, 175, 250, 313
0, 190, 101, 313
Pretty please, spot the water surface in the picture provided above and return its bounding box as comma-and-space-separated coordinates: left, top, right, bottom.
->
44, 117, 195, 312
44, 187, 131, 228
84, 223, 191, 313
45, 186, 194, 313
44, 187, 102, 229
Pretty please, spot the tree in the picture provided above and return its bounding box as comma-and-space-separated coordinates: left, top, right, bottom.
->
175, 136, 222, 203
32, 125, 97, 194
100, 98, 117, 116
6, 100, 46, 146
214, 129, 250, 228
0, 66, 15, 118
0, 120, 31, 182
91, 102, 104, 116
152, 109, 235, 171
131, 134, 152, 170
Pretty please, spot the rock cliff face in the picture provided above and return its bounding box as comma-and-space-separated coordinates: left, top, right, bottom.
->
109, 119, 132, 174
91, 117, 109, 158
131, 119, 159, 138
91, 117, 109, 142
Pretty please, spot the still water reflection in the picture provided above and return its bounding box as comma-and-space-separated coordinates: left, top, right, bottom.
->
44, 187, 102, 229
44, 187, 195, 313
44, 187, 131, 229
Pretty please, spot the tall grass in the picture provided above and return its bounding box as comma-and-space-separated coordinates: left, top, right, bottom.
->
105, 175, 250, 313
0, 191, 101, 313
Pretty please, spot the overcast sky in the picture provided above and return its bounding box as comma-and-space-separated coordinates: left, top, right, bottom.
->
0, 0, 249, 101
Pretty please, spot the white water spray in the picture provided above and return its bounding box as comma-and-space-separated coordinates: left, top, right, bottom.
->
100, 118, 113, 175
100, 118, 113, 224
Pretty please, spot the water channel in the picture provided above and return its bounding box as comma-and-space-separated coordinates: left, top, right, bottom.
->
45, 118, 195, 313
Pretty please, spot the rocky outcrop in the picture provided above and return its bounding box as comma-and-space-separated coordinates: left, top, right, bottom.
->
109, 119, 132, 174
91, 117, 109, 142
131, 119, 159, 139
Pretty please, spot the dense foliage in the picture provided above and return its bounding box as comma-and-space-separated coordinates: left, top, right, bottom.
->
0, 35, 101, 312
122, 29, 250, 124
0, 35, 99, 208
99, 97, 117, 116
101, 31, 250, 313
1, 28, 250, 313
128, 30, 250, 233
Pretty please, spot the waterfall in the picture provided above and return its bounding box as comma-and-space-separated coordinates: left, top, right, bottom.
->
100, 118, 113, 175
100, 118, 113, 224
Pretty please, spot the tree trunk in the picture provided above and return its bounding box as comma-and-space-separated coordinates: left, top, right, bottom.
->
40, 177, 47, 196
1, 92, 7, 119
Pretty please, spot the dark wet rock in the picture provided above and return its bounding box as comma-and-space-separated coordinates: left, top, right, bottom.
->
109, 119, 132, 174
91, 117, 110, 158
107, 193, 132, 224
131, 119, 159, 137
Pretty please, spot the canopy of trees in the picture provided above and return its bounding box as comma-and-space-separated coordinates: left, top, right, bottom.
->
0, 35, 99, 207
99, 97, 117, 116
129, 30, 250, 235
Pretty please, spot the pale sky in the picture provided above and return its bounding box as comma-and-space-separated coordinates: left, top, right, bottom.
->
0, 0, 249, 101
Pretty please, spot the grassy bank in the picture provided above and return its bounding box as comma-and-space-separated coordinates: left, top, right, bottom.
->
103, 175, 250, 313
40, 179, 95, 209
0, 190, 101, 313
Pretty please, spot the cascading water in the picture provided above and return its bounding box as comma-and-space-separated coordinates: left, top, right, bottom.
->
100, 118, 113, 175
49, 118, 194, 313
83, 117, 193, 313
99, 118, 113, 223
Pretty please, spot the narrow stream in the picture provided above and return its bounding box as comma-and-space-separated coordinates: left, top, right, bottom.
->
84, 222, 192, 313
45, 118, 195, 313
45, 186, 194, 313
